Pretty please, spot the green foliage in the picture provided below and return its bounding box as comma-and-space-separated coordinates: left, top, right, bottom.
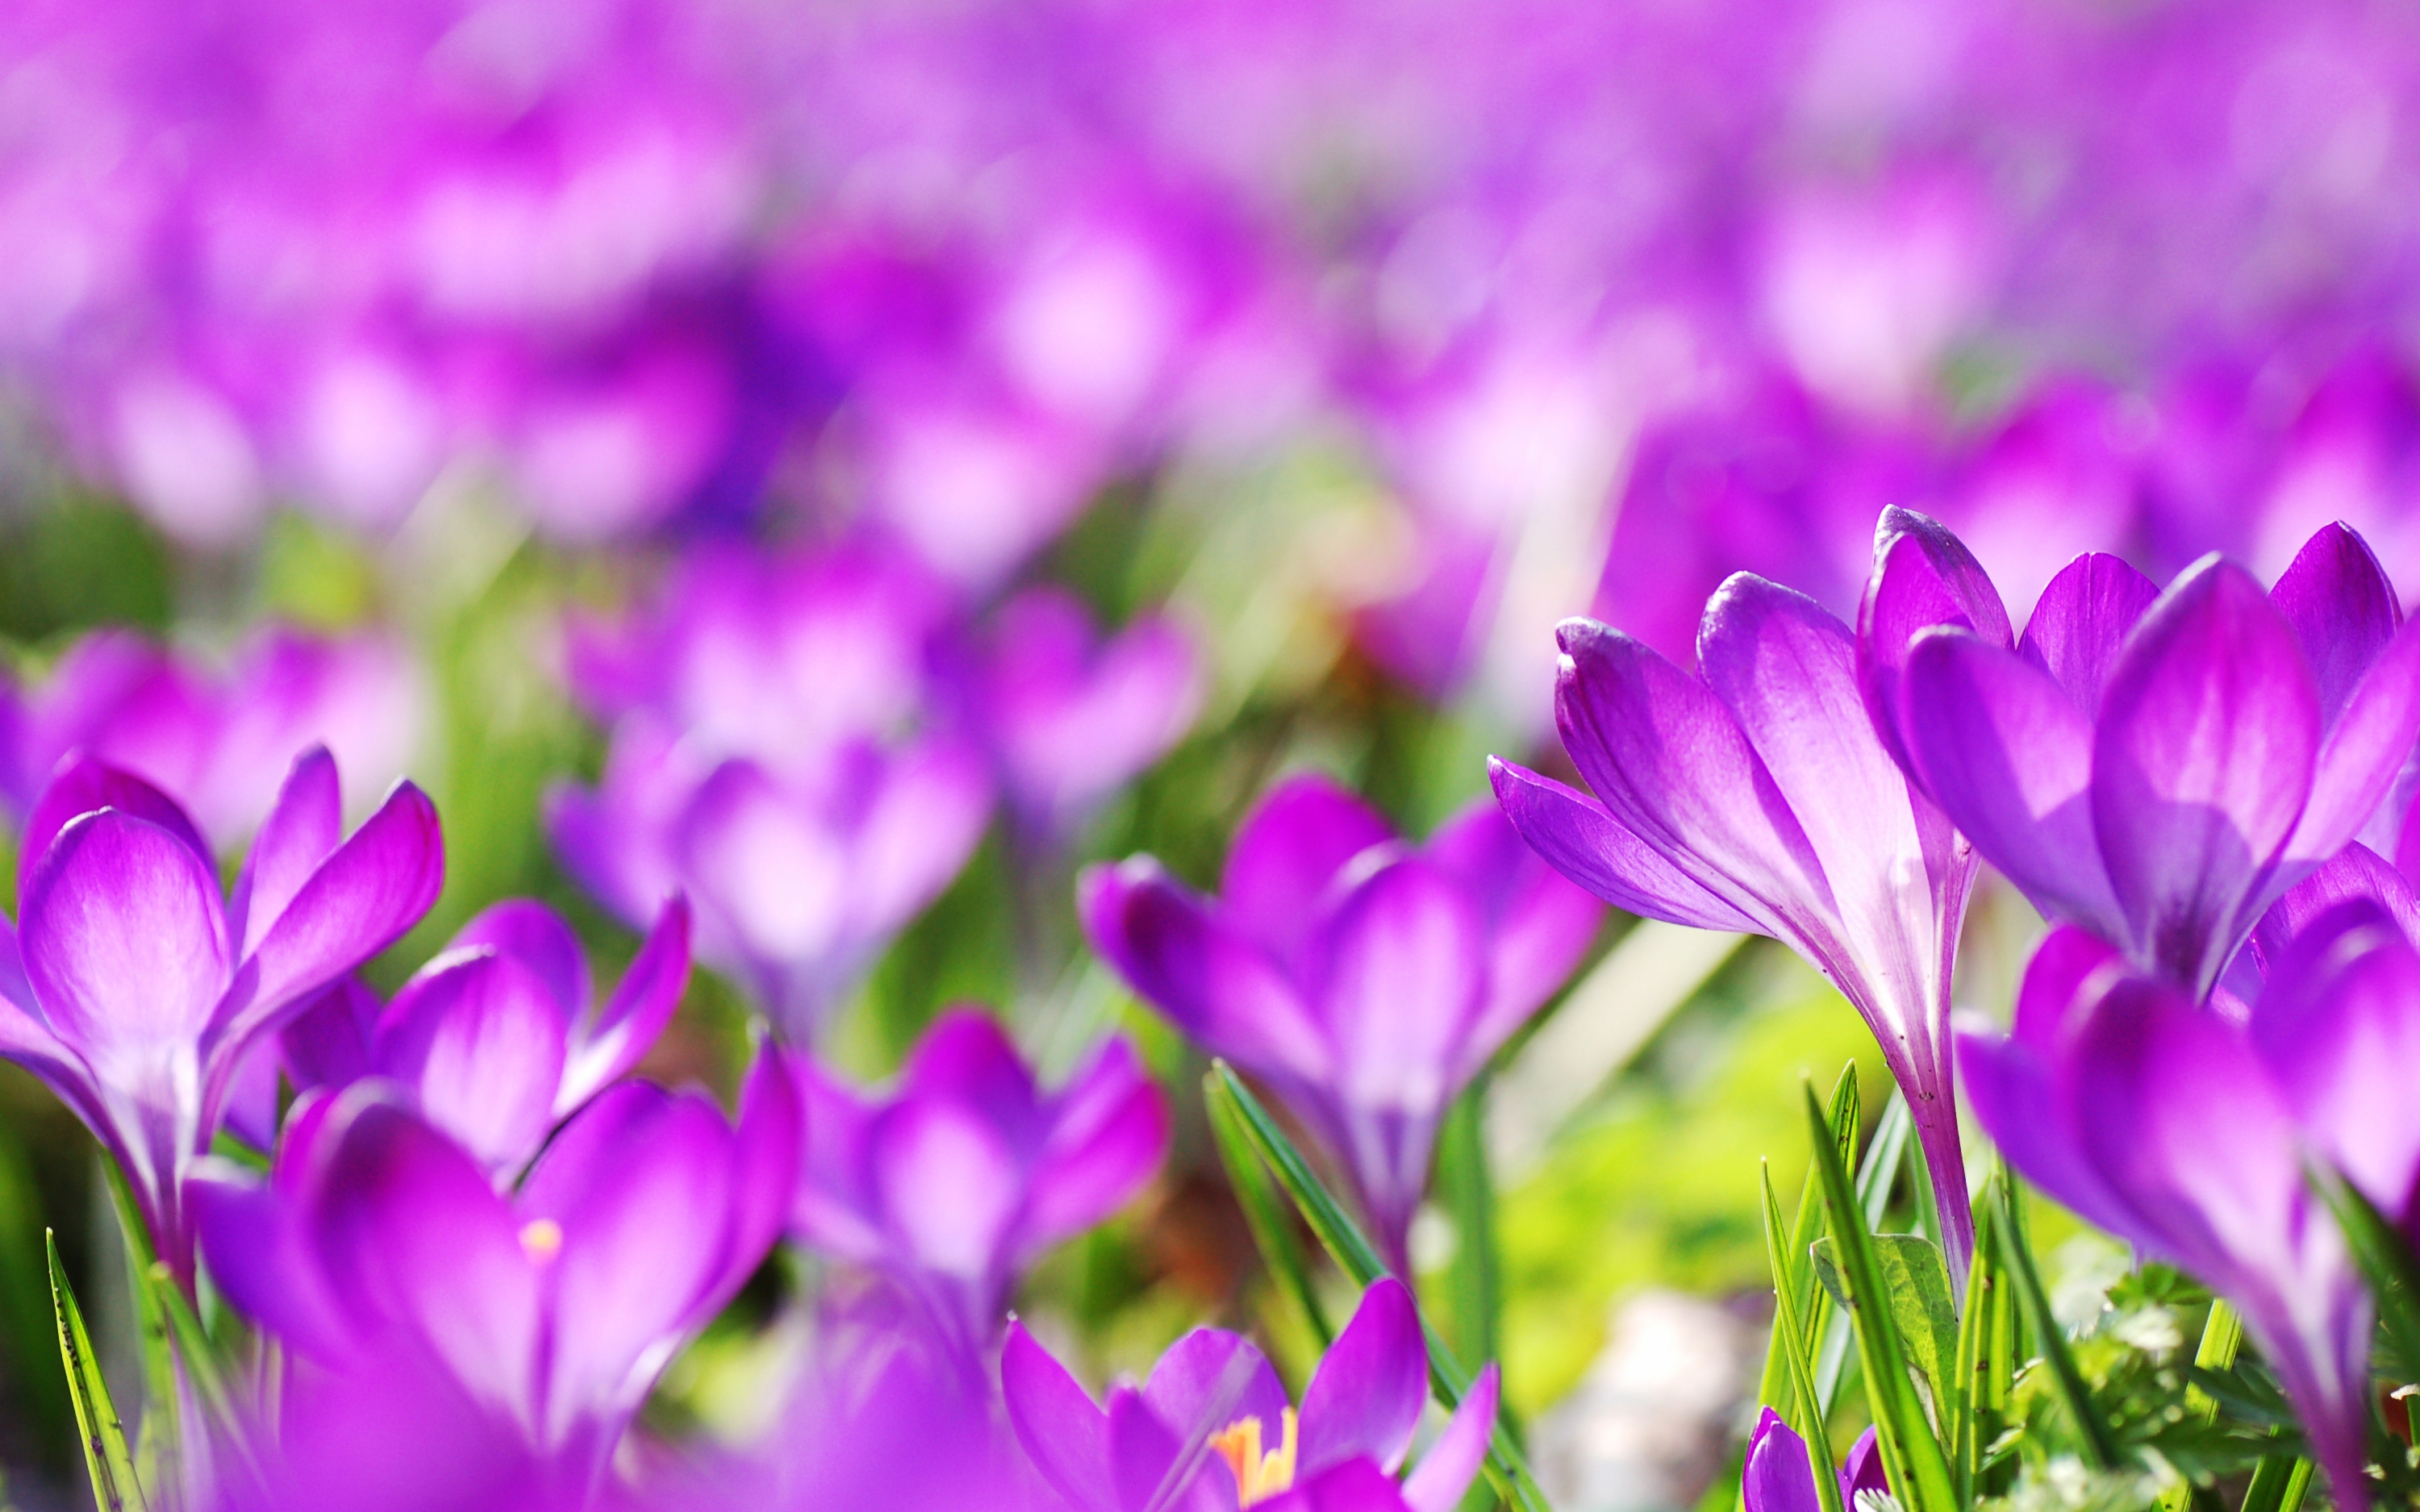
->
47, 1231, 144, 1512
0, 494, 172, 644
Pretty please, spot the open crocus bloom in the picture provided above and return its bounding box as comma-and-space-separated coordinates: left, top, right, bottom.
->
1741, 1410, 1886, 1512
790, 1008, 1168, 1361
0, 748, 442, 1278
1876, 514, 2420, 998
192, 1048, 800, 1494
1959, 908, 2414, 1512
1083, 776, 1601, 1272
278, 897, 691, 1181
1003, 1277, 1499, 1512
1491, 537, 1980, 1277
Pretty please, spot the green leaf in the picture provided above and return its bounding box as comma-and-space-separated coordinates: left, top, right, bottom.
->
1435, 1079, 1503, 1376
1994, 1169, 2121, 1470
1809, 1233, 1958, 1426
48, 1231, 148, 1512
1814, 1088, 1911, 1413
2151, 1300, 2244, 1512
1800, 1084, 1957, 1512
1204, 1063, 1333, 1347
1760, 1162, 1846, 1512
1951, 1179, 2016, 1502
1204, 1062, 1550, 1512
2238, 1453, 2314, 1512
143, 1261, 266, 1493
100, 1163, 182, 1498
2311, 1162, 2420, 1381
1750, 1063, 1858, 1427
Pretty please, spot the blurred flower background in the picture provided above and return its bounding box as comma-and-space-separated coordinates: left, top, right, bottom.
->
2, 0, 2419, 1504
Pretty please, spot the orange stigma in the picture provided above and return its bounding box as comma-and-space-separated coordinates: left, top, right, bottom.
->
1208, 1407, 1298, 1506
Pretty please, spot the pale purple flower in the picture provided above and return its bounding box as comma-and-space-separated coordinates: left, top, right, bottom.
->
1083, 776, 1601, 1272
1740, 1410, 1885, 1512
1003, 1277, 1499, 1512
1493, 528, 1984, 1276
1960, 910, 2416, 1512
0, 748, 443, 1277
191, 1047, 801, 1497
1, 625, 426, 849
976, 587, 1201, 835
1876, 514, 2420, 997
789, 1006, 1169, 1362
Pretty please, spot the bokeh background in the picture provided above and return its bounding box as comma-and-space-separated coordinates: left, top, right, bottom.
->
2, 0, 2417, 1503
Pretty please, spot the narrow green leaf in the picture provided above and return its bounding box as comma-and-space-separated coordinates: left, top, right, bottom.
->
144, 1262, 265, 1492
1204, 1071, 1333, 1347
2151, 1301, 2244, 1512
1800, 1085, 1957, 1512
100, 1163, 181, 1498
1995, 1170, 2120, 1470
1750, 1064, 1858, 1422
1951, 1179, 2013, 1502
48, 1231, 148, 1512
1205, 1063, 1550, 1512
2311, 1163, 2420, 1380
1815, 1089, 1909, 1412
1761, 1162, 1846, 1512
1435, 1081, 1502, 1376
2238, 1453, 2313, 1512
1809, 1234, 1958, 1426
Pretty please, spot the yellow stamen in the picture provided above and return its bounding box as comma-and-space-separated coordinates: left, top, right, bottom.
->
519, 1218, 565, 1264
1208, 1407, 1298, 1506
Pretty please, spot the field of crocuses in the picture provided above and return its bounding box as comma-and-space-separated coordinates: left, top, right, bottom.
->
7, 1, 2420, 1510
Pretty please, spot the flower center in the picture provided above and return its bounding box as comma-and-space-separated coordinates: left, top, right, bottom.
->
1208, 1408, 1298, 1506
519, 1218, 564, 1264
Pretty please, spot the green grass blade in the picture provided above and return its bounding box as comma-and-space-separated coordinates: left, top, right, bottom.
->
1809, 1234, 1958, 1431
1816, 1088, 1909, 1412
1204, 1063, 1550, 1512
1995, 1170, 2119, 1470
1204, 1070, 1333, 1347
1951, 1178, 2013, 1502
1800, 1085, 1957, 1512
1434, 1081, 1501, 1375
2238, 1454, 2313, 1512
48, 1231, 148, 1512
1750, 1064, 1859, 1421
99, 1163, 180, 1499
2151, 1300, 2243, 1512
144, 1262, 265, 1493
1761, 1161, 1846, 1512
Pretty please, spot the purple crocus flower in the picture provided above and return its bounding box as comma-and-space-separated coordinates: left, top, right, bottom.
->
1960, 912, 2409, 1512
274, 897, 691, 1181
975, 587, 1201, 837
192, 1047, 801, 1498
1490, 540, 1982, 1275
1003, 1277, 1499, 1512
0, 748, 441, 1278
1083, 776, 1601, 1273
789, 1007, 1169, 1362
1876, 513, 2420, 998
1740, 1410, 1887, 1512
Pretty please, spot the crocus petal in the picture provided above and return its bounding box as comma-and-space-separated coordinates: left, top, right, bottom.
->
1299, 1277, 1428, 1475
899, 1010, 1041, 1136
1401, 1363, 1498, 1512
279, 977, 382, 1093
716, 1044, 803, 1305
1901, 631, 2125, 934
202, 780, 445, 1114
1856, 507, 2012, 778
845, 736, 994, 944
1838, 1427, 1888, 1504
2268, 522, 2401, 728
449, 901, 590, 1027
1017, 1036, 1170, 1256
1002, 1322, 1118, 1512
1266, 1460, 1416, 1512
1220, 774, 1396, 970
1421, 799, 1605, 1057
2250, 843, 2420, 970
1109, 1387, 1204, 1512
228, 747, 342, 960
2017, 552, 2160, 717
557, 896, 690, 1113
2092, 559, 2319, 993
2292, 616, 2420, 864
1487, 760, 1754, 932
190, 1160, 354, 1360
19, 758, 213, 903
789, 1058, 886, 1263
1740, 1409, 1820, 1512
1140, 1328, 1291, 1450
373, 953, 568, 1180
871, 1095, 1022, 1290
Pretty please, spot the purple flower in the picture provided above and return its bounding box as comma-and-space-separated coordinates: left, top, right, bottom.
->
1960, 911, 2414, 1512
277, 897, 692, 1182
1003, 1277, 1499, 1512
1876, 514, 2420, 997
1083, 776, 1601, 1272
0, 748, 441, 1277
975, 587, 1201, 836
192, 1047, 801, 1497
789, 1007, 1169, 1361
1740, 1410, 1886, 1512
1491, 543, 1982, 1275
1, 625, 426, 850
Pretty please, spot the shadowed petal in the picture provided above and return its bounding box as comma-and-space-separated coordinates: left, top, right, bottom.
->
190, 1160, 354, 1360
1019, 1037, 1170, 1256
373, 953, 567, 1180
899, 1010, 1040, 1138
2293, 616, 2420, 864
1422, 799, 1606, 1055
716, 1046, 803, 1305
1300, 1277, 1427, 1475
1839, 1429, 1888, 1503
2092, 560, 2318, 993
847, 737, 994, 943
450, 901, 590, 1026
279, 977, 382, 1093
1487, 760, 1758, 932
1220, 775, 1396, 969
1141, 1328, 1291, 1450
2017, 552, 2160, 717
1402, 1363, 1498, 1512
1857, 507, 2012, 778
789, 1057, 884, 1263
2251, 843, 2420, 970
1306, 857, 1485, 1122
557, 896, 690, 1112
2250, 902, 2420, 1217
2269, 522, 2401, 727
1002, 1322, 1118, 1512
1265, 1460, 1414, 1512
229, 748, 342, 960
20, 758, 212, 904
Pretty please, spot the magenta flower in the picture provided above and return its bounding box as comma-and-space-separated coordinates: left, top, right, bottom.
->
1492, 539, 1983, 1275
1960, 910, 2414, 1512
1003, 1277, 1498, 1512
974, 587, 1201, 836
1741, 1411, 1886, 1512
0, 748, 440, 1278
1083, 776, 1601, 1272
273, 898, 692, 1182
789, 1007, 1169, 1360
1, 625, 425, 849
1879, 515, 2420, 997
192, 1048, 801, 1497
